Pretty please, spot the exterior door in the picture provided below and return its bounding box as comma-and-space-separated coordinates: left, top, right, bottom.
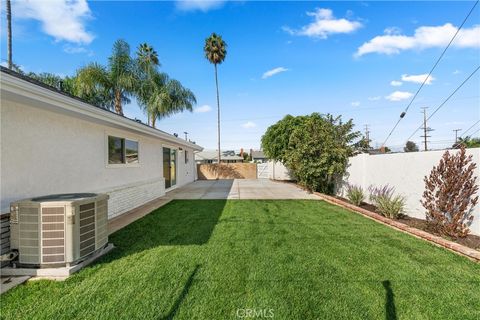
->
170, 149, 176, 187
163, 147, 177, 189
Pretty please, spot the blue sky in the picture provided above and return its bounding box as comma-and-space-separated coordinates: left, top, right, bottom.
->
1, 1, 479, 151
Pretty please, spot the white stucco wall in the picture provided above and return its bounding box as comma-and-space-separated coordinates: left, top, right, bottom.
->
1, 99, 196, 219
338, 149, 480, 236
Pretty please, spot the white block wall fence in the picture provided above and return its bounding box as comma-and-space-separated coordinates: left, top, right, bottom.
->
338, 148, 480, 236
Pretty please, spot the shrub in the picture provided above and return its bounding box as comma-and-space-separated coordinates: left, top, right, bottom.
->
374, 195, 406, 219
262, 113, 360, 194
368, 185, 394, 202
345, 184, 365, 206
369, 185, 405, 219
422, 146, 478, 238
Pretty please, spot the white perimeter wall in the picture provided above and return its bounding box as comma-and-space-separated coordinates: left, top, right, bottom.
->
1, 100, 196, 219
338, 149, 480, 236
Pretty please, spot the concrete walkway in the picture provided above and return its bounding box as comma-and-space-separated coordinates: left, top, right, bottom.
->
164, 179, 320, 200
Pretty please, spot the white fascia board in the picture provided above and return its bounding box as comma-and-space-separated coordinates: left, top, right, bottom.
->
1, 72, 203, 151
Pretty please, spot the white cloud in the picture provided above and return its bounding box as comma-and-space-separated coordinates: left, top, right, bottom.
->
242, 121, 256, 129
175, 0, 225, 12
14, 0, 94, 44
385, 91, 413, 102
283, 8, 362, 39
453, 69, 461, 75
368, 96, 381, 101
262, 67, 289, 79
401, 74, 435, 85
390, 80, 402, 86
351, 101, 360, 107
194, 105, 212, 113
384, 27, 402, 35
355, 23, 480, 57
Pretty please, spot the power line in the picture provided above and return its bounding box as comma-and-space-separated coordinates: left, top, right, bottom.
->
470, 127, 480, 137
460, 120, 480, 137
406, 65, 480, 142
381, 0, 479, 147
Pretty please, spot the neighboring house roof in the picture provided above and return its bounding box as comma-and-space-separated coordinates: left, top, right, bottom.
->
195, 150, 244, 161
251, 150, 266, 159
0, 66, 202, 151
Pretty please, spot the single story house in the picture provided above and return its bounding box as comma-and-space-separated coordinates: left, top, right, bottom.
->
195, 150, 244, 164
250, 150, 267, 163
0, 67, 203, 219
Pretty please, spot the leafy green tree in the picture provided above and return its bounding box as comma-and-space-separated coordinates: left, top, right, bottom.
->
404, 141, 419, 152
354, 136, 371, 153
261, 115, 306, 163
262, 113, 360, 194
454, 136, 480, 149
204, 33, 227, 163
76, 39, 137, 115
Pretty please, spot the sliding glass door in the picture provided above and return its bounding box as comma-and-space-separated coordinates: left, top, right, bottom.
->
163, 147, 177, 189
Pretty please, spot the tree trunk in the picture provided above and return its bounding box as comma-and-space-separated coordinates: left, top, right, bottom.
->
151, 116, 156, 128
114, 90, 123, 115
6, 0, 12, 69
214, 63, 221, 175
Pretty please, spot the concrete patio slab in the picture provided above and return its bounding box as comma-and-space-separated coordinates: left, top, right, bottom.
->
165, 179, 319, 200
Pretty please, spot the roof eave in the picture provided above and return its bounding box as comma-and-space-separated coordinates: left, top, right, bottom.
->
1, 71, 203, 151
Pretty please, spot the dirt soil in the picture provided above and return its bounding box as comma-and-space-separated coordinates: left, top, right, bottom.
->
336, 196, 480, 251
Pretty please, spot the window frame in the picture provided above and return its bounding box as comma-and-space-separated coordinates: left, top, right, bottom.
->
105, 133, 140, 168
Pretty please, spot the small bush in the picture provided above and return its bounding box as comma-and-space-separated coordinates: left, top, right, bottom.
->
369, 185, 405, 219
345, 184, 365, 206
368, 185, 394, 202
422, 146, 478, 238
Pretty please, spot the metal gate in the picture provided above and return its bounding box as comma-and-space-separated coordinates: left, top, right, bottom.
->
256, 163, 269, 179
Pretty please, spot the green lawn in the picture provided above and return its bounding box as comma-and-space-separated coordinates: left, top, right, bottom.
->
1, 200, 479, 319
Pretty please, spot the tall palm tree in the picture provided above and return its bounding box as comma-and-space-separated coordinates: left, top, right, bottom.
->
137, 43, 159, 70
136, 43, 160, 124
76, 39, 137, 115
140, 70, 196, 128
135, 43, 195, 128
6, 0, 12, 69
204, 33, 227, 164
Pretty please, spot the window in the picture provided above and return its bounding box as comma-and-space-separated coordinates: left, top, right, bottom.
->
185, 150, 189, 164
125, 140, 139, 164
108, 136, 124, 164
108, 136, 139, 165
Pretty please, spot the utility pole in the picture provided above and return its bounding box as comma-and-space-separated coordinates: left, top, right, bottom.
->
420, 107, 434, 151
453, 129, 462, 146
184, 132, 188, 141
6, 0, 12, 69
364, 124, 370, 149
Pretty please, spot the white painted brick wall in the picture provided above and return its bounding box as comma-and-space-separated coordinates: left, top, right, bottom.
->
100, 178, 166, 219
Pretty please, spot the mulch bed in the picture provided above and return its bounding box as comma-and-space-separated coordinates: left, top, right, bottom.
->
335, 196, 480, 251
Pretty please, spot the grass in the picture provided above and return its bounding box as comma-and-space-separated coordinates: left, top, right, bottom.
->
1, 200, 479, 319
